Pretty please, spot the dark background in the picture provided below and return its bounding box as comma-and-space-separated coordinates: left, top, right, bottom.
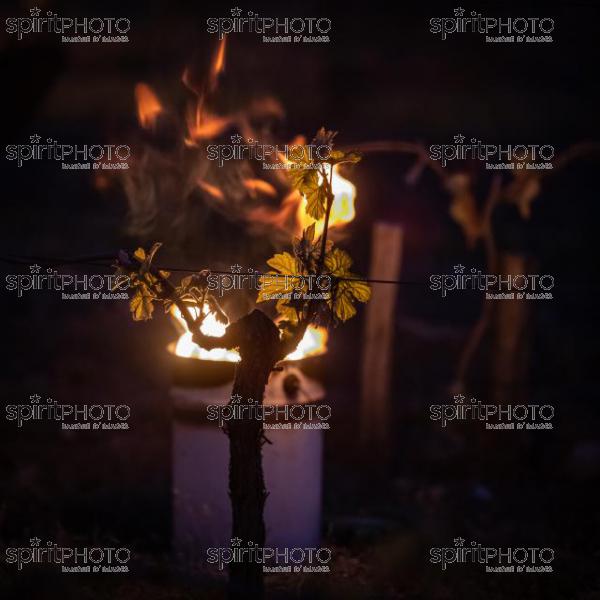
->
1, 1, 599, 598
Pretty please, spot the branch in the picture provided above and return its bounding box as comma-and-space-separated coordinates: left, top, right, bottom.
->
339, 140, 449, 184
453, 175, 502, 390
317, 163, 335, 272
280, 162, 337, 361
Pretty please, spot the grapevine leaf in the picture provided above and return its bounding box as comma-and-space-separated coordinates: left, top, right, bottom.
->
266, 252, 298, 275
287, 145, 312, 164
258, 252, 305, 303
339, 278, 371, 302
323, 248, 371, 322
324, 247, 353, 274
288, 164, 317, 192
130, 286, 155, 321
333, 293, 357, 322
133, 247, 146, 262
304, 179, 327, 220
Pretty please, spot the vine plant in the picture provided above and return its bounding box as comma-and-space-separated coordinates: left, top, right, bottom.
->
113, 129, 370, 598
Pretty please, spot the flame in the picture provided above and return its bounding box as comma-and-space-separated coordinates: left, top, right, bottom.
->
170, 306, 327, 362
197, 179, 225, 200
182, 37, 230, 145
186, 109, 232, 143
245, 166, 357, 238
298, 165, 356, 237
209, 37, 227, 90
246, 191, 302, 236
243, 179, 278, 198
284, 326, 328, 361
134, 83, 162, 129
171, 305, 240, 362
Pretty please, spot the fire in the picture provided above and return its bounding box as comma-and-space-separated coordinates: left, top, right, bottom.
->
284, 326, 329, 361
133, 49, 355, 240
170, 305, 240, 362
134, 83, 163, 129
185, 109, 232, 144
197, 179, 225, 200
298, 165, 357, 237
182, 37, 231, 145
169, 306, 328, 362
245, 165, 357, 238
246, 191, 303, 238
243, 179, 278, 198
209, 37, 227, 90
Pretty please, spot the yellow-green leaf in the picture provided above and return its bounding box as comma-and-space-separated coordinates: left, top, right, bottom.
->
257, 252, 307, 303
287, 145, 311, 164
333, 293, 357, 322
304, 179, 327, 220
257, 273, 303, 302
288, 165, 317, 192
324, 247, 353, 275
130, 287, 155, 321
339, 279, 371, 302
304, 223, 316, 243
266, 252, 298, 275
133, 247, 146, 262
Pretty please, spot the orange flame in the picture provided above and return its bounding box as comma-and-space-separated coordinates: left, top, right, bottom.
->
246, 191, 303, 236
243, 179, 278, 198
209, 37, 227, 91
185, 105, 232, 143
134, 83, 162, 129
197, 179, 225, 200
182, 37, 230, 144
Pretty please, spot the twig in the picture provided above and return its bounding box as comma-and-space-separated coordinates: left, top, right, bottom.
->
453, 176, 501, 389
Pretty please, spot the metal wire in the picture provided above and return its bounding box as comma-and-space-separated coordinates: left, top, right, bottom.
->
0, 254, 424, 286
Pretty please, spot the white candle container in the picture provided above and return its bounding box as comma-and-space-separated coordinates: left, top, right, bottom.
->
171, 364, 325, 566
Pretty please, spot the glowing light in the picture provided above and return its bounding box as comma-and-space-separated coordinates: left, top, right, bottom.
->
284, 326, 329, 361
170, 306, 328, 362
171, 306, 240, 362
298, 165, 356, 237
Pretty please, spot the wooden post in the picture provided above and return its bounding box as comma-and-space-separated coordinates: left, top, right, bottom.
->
491, 253, 531, 405
360, 222, 403, 446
